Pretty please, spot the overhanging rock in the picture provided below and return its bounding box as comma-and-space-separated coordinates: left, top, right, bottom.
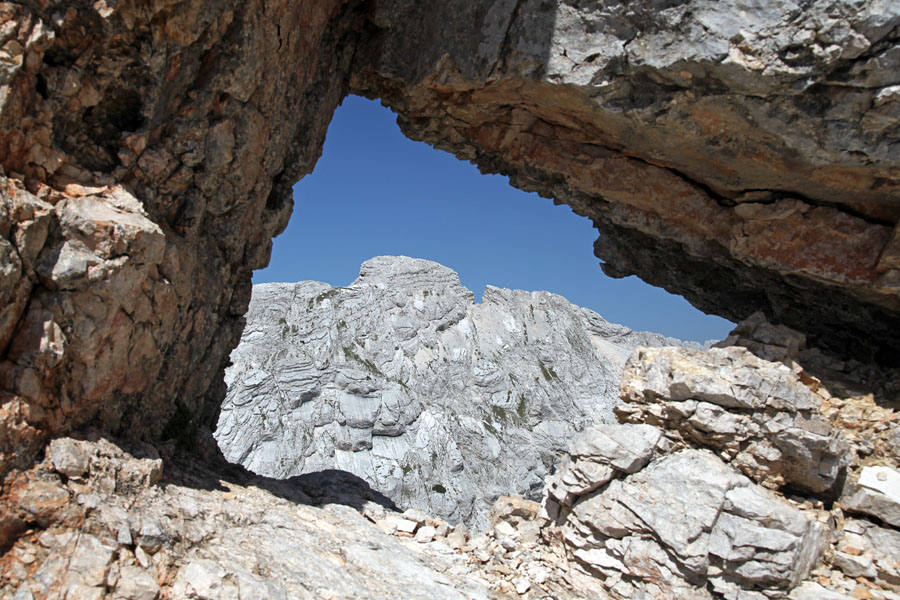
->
0, 0, 897, 472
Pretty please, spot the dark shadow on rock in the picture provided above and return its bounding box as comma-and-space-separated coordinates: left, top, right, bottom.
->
714, 313, 900, 410
257, 470, 398, 513
162, 447, 398, 514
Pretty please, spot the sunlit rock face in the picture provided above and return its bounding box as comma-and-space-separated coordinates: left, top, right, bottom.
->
0, 0, 897, 508
215, 256, 691, 528
1, 1, 899, 596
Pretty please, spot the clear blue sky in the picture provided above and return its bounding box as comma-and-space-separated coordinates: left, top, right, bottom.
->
255, 95, 733, 342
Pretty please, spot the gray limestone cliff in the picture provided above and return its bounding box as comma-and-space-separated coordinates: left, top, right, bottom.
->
215, 256, 693, 528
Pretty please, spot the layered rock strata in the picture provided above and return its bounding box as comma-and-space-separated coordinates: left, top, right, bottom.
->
215, 255, 690, 528
544, 341, 900, 599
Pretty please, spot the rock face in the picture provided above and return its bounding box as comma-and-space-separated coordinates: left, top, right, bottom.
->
0, 0, 369, 476
0, 0, 898, 483
1, 0, 899, 591
353, 0, 900, 363
616, 346, 849, 494
544, 341, 900, 600
215, 255, 689, 527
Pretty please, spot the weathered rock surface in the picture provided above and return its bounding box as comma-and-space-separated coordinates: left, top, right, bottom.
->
545, 342, 900, 600
0, 0, 899, 593
616, 345, 849, 494
1, 435, 619, 600
353, 0, 900, 363
0, 0, 898, 487
215, 255, 689, 528
843, 466, 900, 528
0, 437, 495, 600
551, 447, 828, 598
0, 0, 369, 477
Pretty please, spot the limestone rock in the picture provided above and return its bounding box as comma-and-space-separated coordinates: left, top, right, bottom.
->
843, 466, 900, 528
2, 436, 621, 600
47, 438, 89, 479
542, 423, 661, 519
617, 346, 849, 494
215, 256, 688, 528
1, 0, 899, 582
834, 518, 900, 586
0, 437, 499, 600
354, 0, 900, 362
546, 435, 829, 598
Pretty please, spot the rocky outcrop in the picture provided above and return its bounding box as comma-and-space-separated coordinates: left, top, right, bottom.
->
0, 0, 370, 477
1, 0, 899, 593
352, 0, 900, 363
215, 255, 689, 528
544, 341, 900, 600
616, 346, 849, 495
0, 436, 500, 600
0, 0, 898, 482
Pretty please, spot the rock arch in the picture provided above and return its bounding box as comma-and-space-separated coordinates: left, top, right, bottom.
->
0, 0, 898, 475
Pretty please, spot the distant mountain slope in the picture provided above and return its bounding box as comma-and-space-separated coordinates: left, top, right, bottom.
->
215, 256, 695, 527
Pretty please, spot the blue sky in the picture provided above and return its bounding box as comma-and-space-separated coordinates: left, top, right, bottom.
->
255, 95, 733, 342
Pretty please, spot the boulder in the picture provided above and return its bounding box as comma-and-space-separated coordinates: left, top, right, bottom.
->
842, 466, 900, 528
617, 346, 849, 494
545, 437, 829, 598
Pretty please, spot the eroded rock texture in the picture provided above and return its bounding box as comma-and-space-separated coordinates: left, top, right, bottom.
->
351, 0, 900, 363
0, 0, 899, 581
545, 341, 900, 600
215, 255, 689, 527
0, 0, 368, 475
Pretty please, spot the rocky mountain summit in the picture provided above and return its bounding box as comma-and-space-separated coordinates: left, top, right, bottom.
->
215, 256, 693, 527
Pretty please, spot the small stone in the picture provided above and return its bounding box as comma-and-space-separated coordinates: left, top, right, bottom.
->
490, 496, 540, 524
843, 466, 900, 527
531, 565, 549, 584
493, 520, 517, 539
112, 565, 159, 600
415, 525, 436, 543
13, 481, 70, 527
833, 551, 877, 579
48, 437, 89, 478
134, 545, 151, 569
375, 518, 398, 536
394, 517, 418, 534
514, 577, 530, 595
446, 523, 469, 550
434, 521, 450, 538
401, 508, 428, 525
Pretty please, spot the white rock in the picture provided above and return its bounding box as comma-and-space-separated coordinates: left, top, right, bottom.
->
843, 466, 900, 527
216, 256, 692, 527
514, 577, 530, 595
394, 517, 419, 535
618, 346, 849, 494
112, 565, 159, 600
48, 438, 89, 478
415, 525, 436, 543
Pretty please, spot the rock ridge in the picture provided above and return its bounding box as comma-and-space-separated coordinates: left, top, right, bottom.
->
215, 255, 691, 528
